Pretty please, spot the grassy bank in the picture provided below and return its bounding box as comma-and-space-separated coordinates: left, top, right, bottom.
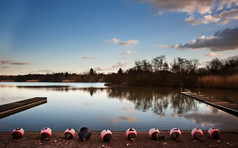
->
198, 74, 238, 89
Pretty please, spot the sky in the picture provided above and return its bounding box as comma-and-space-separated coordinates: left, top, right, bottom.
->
0, 0, 238, 75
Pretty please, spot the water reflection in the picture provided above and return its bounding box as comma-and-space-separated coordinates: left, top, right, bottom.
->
15, 86, 105, 95
0, 83, 238, 131
79, 87, 198, 115
16, 86, 71, 92
12, 86, 201, 115
183, 111, 238, 129
102, 116, 139, 123
78, 87, 104, 96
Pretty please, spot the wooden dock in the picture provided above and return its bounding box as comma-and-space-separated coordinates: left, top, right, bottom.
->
181, 92, 238, 117
0, 97, 47, 119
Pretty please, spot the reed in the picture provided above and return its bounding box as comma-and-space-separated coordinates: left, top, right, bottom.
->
198, 74, 238, 89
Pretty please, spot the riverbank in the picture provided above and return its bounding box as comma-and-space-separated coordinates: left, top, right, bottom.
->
0, 131, 237, 147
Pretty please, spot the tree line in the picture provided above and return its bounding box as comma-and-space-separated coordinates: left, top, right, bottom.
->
106, 56, 238, 88
0, 72, 105, 82
1, 56, 238, 88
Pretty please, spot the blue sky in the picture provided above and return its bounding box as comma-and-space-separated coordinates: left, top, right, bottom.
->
0, 0, 238, 75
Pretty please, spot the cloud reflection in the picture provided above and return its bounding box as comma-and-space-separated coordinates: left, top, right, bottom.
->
102, 116, 139, 123
102, 118, 119, 124
82, 102, 96, 106
122, 106, 135, 112
119, 116, 139, 123
183, 111, 238, 129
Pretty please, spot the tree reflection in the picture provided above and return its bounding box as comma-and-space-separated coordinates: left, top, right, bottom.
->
78, 88, 104, 96
80, 87, 198, 115
17, 86, 70, 92
170, 94, 198, 114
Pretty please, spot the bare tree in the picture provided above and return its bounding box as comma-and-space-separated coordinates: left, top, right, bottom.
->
152, 55, 166, 71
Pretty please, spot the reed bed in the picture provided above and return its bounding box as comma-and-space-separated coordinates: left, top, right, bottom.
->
198, 74, 238, 89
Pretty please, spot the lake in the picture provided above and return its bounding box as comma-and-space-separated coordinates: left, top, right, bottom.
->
0, 82, 238, 132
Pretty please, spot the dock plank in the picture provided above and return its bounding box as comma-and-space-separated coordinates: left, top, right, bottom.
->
181, 92, 238, 117
0, 97, 47, 119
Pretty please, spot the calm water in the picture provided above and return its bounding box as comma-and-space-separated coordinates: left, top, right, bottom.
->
0, 82, 238, 132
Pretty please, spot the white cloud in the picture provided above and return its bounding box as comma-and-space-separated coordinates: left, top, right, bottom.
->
141, 0, 215, 15
172, 28, 238, 51
104, 38, 120, 45
120, 40, 139, 46
227, 55, 238, 60
204, 53, 222, 57
185, 15, 200, 25
95, 61, 127, 72
140, 0, 238, 25
219, 9, 238, 24
82, 56, 95, 59
122, 50, 136, 56
112, 62, 127, 68
0, 60, 12, 65
217, 0, 238, 10
104, 38, 139, 48
186, 9, 238, 25
157, 11, 163, 15
31, 70, 54, 74
171, 44, 181, 49
10, 62, 29, 65
154, 44, 168, 48
95, 67, 112, 71
0, 60, 29, 66
203, 15, 221, 24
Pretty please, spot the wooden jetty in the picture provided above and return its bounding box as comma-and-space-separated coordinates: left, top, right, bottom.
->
181, 92, 238, 117
0, 97, 47, 119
